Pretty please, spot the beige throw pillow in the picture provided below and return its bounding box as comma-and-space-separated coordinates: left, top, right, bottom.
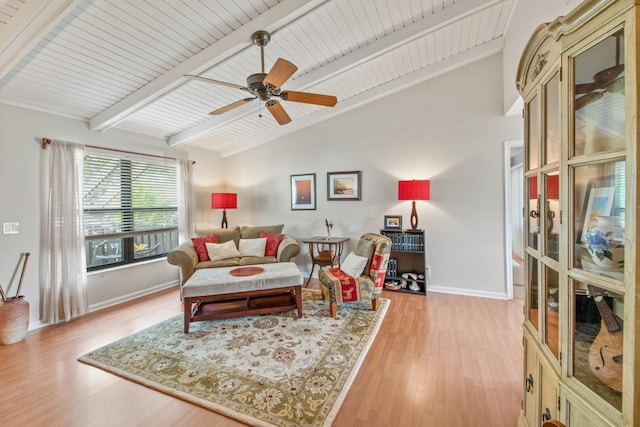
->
205, 240, 240, 261
238, 238, 267, 257
340, 251, 369, 277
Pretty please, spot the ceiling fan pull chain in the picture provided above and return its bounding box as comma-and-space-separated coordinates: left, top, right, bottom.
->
258, 102, 263, 118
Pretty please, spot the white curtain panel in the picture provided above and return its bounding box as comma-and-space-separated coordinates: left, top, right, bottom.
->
178, 159, 195, 242
42, 140, 88, 323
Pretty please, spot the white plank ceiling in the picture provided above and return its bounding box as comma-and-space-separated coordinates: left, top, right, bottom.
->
0, 0, 514, 155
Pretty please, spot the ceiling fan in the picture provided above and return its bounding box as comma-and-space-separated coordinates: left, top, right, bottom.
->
574, 30, 625, 110
185, 30, 337, 125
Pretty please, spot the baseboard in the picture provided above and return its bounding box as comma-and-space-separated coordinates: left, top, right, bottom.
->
25, 281, 179, 332
427, 285, 508, 300
88, 280, 179, 312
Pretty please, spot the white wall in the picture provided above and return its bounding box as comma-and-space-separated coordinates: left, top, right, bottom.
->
0, 104, 226, 328
503, 0, 584, 115
0, 44, 525, 331
224, 53, 522, 298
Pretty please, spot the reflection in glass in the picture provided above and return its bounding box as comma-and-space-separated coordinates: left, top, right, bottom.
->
545, 72, 560, 164
528, 176, 539, 250
573, 281, 623, 409
527, 96, 539, 169
545, 266, 559, 359
528, 254, 539, 331
574, 28, 625, 156
544, 173, 560, 261
573, 162, 625, 279
87, 238, 123, 268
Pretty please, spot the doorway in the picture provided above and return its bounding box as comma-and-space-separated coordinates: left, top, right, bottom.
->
504, 140, 525, 300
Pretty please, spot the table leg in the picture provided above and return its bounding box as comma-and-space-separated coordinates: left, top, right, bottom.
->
295, 286, 303, 317
183, 296, 191, 333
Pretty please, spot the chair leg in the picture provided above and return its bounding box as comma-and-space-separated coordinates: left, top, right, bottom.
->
330, 303, 337, 318
372, 297, 379, 312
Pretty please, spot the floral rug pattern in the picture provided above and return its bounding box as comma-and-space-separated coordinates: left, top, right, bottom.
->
79, 290, 389, 427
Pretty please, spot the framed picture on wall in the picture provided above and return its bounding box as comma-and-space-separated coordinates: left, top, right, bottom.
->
291, 173, 316, 210
327, 171, 362, 200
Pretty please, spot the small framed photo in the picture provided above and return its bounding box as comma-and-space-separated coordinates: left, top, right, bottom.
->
327, 171, 362, 201
291, 173, 316, 210
383, 215, 402, 230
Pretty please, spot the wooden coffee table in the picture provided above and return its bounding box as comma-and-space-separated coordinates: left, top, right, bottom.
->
182, 262, 303, 332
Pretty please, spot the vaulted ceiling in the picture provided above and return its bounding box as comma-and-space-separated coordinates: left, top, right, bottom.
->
0, 0, 514, 156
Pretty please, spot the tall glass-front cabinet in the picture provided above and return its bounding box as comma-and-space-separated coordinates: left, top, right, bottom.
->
516, 1, 638, 426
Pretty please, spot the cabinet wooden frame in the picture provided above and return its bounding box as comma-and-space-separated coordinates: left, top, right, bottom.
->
517, 1, 637, 425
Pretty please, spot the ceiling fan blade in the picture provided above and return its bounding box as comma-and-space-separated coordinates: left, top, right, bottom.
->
185, 75, 250, 92
575, 82, 600, 95
265, 100, 291, 125
575, 91, 603, 110
263, 58, 298, 89
210, 97, 257, 115
280, 91, 337, 107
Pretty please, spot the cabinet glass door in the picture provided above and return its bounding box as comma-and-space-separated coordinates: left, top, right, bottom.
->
544, 266, 559, 359
527, 96, 539, 169
545, 72, 560, 164
572, 280, 623, 410
572, 162, 625, 280
544, 173, 560, 261
573, 28, 625, 156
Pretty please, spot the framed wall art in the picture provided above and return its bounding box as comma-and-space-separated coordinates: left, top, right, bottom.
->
383, 215, 402, 230
290, 173, 316, 210
327, 171, 362, 201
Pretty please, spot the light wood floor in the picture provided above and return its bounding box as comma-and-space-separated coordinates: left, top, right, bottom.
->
0, 280, 524, 426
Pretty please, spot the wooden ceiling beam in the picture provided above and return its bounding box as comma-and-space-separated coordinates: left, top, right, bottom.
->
88, 0, 330, 132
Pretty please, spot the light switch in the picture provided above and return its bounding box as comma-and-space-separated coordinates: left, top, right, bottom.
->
3, 222, 19, 234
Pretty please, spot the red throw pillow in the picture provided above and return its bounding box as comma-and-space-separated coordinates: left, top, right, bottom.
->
260, 231, 284, 257
191, 234, 219, 262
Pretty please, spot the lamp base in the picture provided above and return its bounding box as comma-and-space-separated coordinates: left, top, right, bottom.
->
409, 200, 419, 230
221, 209, 228, 229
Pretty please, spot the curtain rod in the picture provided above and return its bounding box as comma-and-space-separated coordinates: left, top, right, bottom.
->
41, 138, 195, 164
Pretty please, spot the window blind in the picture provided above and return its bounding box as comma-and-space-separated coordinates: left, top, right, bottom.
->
83, 151, 178, 239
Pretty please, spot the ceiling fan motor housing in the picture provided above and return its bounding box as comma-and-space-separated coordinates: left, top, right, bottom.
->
246, 73, 280, 101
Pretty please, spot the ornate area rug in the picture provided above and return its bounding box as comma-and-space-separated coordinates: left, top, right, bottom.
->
79, 290, 389, 426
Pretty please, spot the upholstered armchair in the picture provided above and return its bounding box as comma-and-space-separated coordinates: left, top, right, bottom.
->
318, 233, 391, 318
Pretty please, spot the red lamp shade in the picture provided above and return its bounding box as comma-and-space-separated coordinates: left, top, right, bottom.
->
398, 180, 430, 230
211, 193, 237, 228
529, 176, 558, 200
398, 180, 430, 201
211, 193, 237, 209
547, 175, 559, 200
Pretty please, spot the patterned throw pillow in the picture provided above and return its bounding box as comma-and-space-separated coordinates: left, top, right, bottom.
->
191, 234, 219, 262
260, 231, 285, 256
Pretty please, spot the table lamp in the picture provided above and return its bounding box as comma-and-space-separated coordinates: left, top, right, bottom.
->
398, 179, 430, 230
211, 192, 237, 228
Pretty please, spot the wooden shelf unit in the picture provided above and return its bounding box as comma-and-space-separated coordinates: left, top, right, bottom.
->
380, 229, 427, 295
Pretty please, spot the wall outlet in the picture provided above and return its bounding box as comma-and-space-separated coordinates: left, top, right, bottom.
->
425, 265, 432, 277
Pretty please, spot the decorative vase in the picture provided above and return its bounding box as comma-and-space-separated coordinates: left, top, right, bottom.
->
584, 216, 624, 270
0, 296, 29, 345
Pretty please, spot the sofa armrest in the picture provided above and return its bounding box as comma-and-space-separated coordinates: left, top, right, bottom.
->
167, 241, 199, 286
277, 235, 300, 262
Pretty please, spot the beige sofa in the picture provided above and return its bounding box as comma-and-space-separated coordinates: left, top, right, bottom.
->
167, 224, 300, 287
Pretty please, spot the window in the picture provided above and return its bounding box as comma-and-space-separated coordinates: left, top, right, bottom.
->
83, 150, 179, 270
